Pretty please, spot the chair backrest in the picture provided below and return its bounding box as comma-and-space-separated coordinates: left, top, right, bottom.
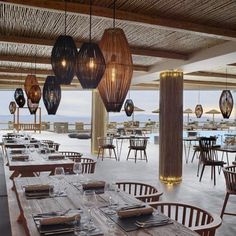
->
116, 182, 162, 202
59, 151, 83, 162
129, 138, 147, 148
52, 143, 60, 151
222, 166, 236, 194
199, 137, 216, 162
80, 157, 96, 174
97, 137, 113, 146
154, 202, 221, 236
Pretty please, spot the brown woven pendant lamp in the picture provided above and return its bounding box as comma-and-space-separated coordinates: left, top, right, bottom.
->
24, 74, 38, 98
98, 0, 133, 112
28, 84, 41, 103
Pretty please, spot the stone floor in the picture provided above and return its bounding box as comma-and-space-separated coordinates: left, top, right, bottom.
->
1, 131, 236, 235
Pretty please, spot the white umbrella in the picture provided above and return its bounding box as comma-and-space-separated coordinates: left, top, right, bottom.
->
205, 109, 221, 123
183, 108, 193, 124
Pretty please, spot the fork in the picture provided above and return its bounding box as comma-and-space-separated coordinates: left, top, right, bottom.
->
36, 208, 72, 217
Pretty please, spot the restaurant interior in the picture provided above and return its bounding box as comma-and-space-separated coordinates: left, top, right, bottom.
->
0, 1, 236, 236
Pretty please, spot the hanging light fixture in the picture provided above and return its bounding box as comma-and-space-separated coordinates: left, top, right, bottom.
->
219, 69, 234, 119
124, 97, 134, 117
43, 76, 61, 115
76, 0, 105, 89
98, 0, 133, 112
24, 75, 38, 98
28, 84, 41, 103
27, 99, 38, 114
14, 88, 25, 108
195, 87, 203, 118
51, 0, 77, 85
9, 101, 16, 114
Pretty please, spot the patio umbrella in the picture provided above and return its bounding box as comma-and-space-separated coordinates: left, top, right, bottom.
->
183, 108, 193, 124
152, 108, 160, 113
205, 109, 221, 123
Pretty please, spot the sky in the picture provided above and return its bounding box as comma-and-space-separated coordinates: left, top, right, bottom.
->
1, 89, 236, 121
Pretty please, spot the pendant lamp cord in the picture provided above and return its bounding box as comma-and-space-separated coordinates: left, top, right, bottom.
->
34, 46, 37, 75
198, 86, 200, 103
113, 0, 116, 28
89, 0, 92, 42
64, 0, 67, 36
226, 68, 228, 90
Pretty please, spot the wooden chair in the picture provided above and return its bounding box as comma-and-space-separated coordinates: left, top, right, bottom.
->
52, 142, 60, 151
116, 182, 163, 204
127, 138, 148, 163
221, 166, 236, 218
80, 157, 96, 174
152, 202, 222, 236
198, 137, 225, 185
97, 137, 117, 161
59, 151, 83, 162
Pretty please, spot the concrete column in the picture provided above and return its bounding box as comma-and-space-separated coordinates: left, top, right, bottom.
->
159, 71, 183, 184
91, 90, 107, 154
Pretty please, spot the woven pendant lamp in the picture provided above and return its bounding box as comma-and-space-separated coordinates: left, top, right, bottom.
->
28, 84, 41, 103
124, 99, 134, 117
43, 76, 61, 115
9, 101, 16, 114
27, 99, 38, 114
219, 90, 233, 119
51, 1, 77, 85
98, 1, 133, 112
24, 74, 38, 98
76, 0, 105, 89
195, 104, 203, 118
14, 88, 25, 108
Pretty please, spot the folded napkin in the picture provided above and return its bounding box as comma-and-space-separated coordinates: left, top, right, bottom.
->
117, 206, 154, 218
10, 149, 23, 154
82, 181, 106, 190
48, 154, 65, 160
25, 184, 51, 193
40, 213, 80, 226
30, 140, 38, 143
11, 155, 29, 161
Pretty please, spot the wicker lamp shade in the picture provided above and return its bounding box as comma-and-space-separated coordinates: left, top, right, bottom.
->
24, 74, 38, 98
124, 99, 134, 117
27, 99, 38, 114
14, 88, 25, 108
98, 28, 133, 112
76, 42, 106, 88
195, 104, 203, 118
28, 84, 41, 103
43, 76, 61, 115
9, 101, 16, 114
219, 90, 234, 119
51, 35, 77, 85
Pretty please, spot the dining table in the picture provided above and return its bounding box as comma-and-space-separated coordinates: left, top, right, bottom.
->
183, 136, 199, 163
214, 145, 236, 166
13, 175, 199, 236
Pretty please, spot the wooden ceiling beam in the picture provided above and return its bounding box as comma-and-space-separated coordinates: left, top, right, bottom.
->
0, 35, 187, 60
186, 71, 236, 79
3, 0, 236, 41
0, 55, 149, 72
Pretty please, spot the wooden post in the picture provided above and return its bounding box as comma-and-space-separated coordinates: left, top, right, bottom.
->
16, 107, 19, 132
159, 71, 183, 184
91, 90, 107, 154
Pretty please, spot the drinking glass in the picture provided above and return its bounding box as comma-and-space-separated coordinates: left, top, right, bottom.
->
82, 190, 97, 231
54, 167, 65, 195
104, 183, 119, 214
73, 162, 83, 186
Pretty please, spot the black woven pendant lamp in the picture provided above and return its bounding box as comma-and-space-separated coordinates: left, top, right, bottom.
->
51, 1, 77, 85
124, 98, 134, 117
76, 0, 105, 89
219, 69, 234, 119
14, 88, 25, 108
27, 99, 38, 114
43, 76, 61, 115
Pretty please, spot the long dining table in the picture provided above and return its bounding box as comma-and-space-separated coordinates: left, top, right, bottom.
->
14, 175, 198, 236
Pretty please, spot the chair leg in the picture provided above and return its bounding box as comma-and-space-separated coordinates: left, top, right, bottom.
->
109, 149, 112, 158
213, 165, 216, 185
220, 192, 230, 218
97, 148, 101, 159
113, 148, 117, 161
191, 150, 197, 163
144, 149, 148, 162
197, 158, 201, 177
135, 150, 137, 163
199, 164, 205, 182
102, 148, 104, 161
127, 149, 131, 160
211, 166, 213, 180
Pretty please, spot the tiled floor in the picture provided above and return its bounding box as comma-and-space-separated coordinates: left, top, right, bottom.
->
1, 131, 236, 235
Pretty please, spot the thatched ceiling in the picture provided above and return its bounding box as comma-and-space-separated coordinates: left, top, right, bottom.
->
0, 0, 236, 90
